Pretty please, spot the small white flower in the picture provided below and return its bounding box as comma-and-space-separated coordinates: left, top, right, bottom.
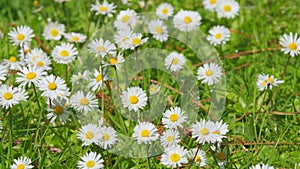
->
191, 119, 216, 144
52, 42, 78, 64
10, 156, 34, 169
207, 25, 231, 46
212, 120, 229, 142
103, 52, 125, 69
197, 62, 223, 85
162, 107, 187, 129
70, 91, 98, 113
2, 56, 24, 71
250, 164, 275, 169
114, 9, 137, 30
114, 28, 133, 50
121, 87, 148, 112
88, 38, 116, 57
77, 124, 102, 146
16, 65, 47, 87
156, 3, 174, 20
164, 52, 186, 72
160, 129, 180, 148
77, 152, 104, 169
71, 70, 91, 85
43, 22, 65, 40
279, 32, 300, 57
8, 25, 34, 46
160, 145, 188, 168
216, 0, 240, 19
129, 33, 148, 49
256, 74, 284, 91
97, 126, 118, 149
64, 32, 87, 43
0, 85, 27, 109
88, 68, 108, 92
148, 19, 169, 42
173, 10, 202, 32
149, 83, 160, 95
203, 0, 219, 12
47, 98, 71, 124
133, 122, 159, 144
90, 0, 116, 18
25, 48, 52, 71
188, 148, 207, 167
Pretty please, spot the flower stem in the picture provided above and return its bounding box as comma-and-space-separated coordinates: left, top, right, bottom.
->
33, 83, 41, 110
187, 145, 200, 169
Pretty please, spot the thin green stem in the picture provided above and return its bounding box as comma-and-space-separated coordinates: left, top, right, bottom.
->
33, 84, 41, 110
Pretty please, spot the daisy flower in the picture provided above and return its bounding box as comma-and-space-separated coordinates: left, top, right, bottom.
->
47, 98, 71, 124
207, 25, 231, 46
90, 0, 116, 18
16, 65, 47, 87
97, 126, 118, 149
129, 33, 148, 49
197, 62, 223, 85
121, 87, 148, 112
0, 85, 26, 109
78, 152, 104, 169
133, 122, 159, 144
114, 9, 137, 30
160, 129, 180, 148
43, 22, 65, 40
64, 32, 87, 43
25, 48, 52, 71
173, 10, 202, 32
38, 74, 70, 100
216, 0, 240, 19
8, 25, 34, 46
212, 120, 229, 142
148, 19, 169, 42
156, 3, 174, 20
88, 38, 116, 57
52, 42, 78, 64
33, 55, 52, 71
250, 164, 274, 169
256, 74, 284, 91
15, 87, 29, 102
88, 68, 108, 92
162, 107, 187, 129
189, 148, 207, 167
203, 0, 219, 12
149, 83, 160, 95
70, 91, 98, 113
71, 70, 91, 85
18, 42, 31, 59
160, 145, 188, 168
114, 28, 133, 50
10, 156, 33, 169
0, 65, 8, 81
211, 144, 227, 168
103, 52, 125, 69
191, 119, 216, 144
77, 124, 102, 146
164, 52, 186, 72
2, 56, 24, 71
279, 32, 300, 57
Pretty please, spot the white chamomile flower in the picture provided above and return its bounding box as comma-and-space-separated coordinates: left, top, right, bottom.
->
0, 85, 26, 109
149, 83, 160, 95
25, 48, 52, 71
88, 38, 116, 57
207, 25, 231, 46
114, 9, 137, 30
148, 19, 169, 42
52, 42, 78, 64
0, 65, 8, 81
191, 119, 216, 144
129, 33, 148, 49
38, 74, 70, 100
90, 0, 116, 18
279, 32, 300, 57
18, 42, 31, 59
121, 87, 148, 112
164, 52, 186, 72
133, 122, 159, 144
160, 129, 180, 148
189, 148, 207, 167
256, 74, 284, 91
97, 126, 118, 149
162, 107, 187, 129
103, 52, 125, 69
10, 156, 33, 169
47, 98, 71, 124
197, 62, 223, 85
212, 120, 229, 142
70, 91, 98, 113
173, 10, 202, 32
2, 56, 24, 71
161, 145, 188, 168
77, 124, 102, 146
210, 144, 227, 168
8, 25, 34, 46
15, 87, 29, 102
156, 3, 174, 20
71, 70, 91, 85
78, 152, 104, 169
250, 164, 275, 169
16, 65, 47, 87
43, 22, 65, 40
88, 68, 108, 92
216, 0, 239, 19
114, 28, 133, 50
203, 0, 219, 12
64, 32, 87, 43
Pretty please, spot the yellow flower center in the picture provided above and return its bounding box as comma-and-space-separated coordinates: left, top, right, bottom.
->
288, 42, 297, 50
223, 5, 232, 12
195, 155, 201, 163
205, 69, 213, 76
162, 8, 168, 14
215, 33, 222, 39
262, 81, 267, 86
60, 50, 69, 57
129, 95, 138, 104
72, 36, 79, 42
141, 129, 150, 137
3, 92, 13, 100
155, 26, 164, 34
16, 164, 25, 169
121, 15, 130, 23
86, 160, 95, 167
213, 130, 220, 134
150, 86, 158, 93
103, 133, 110, 141
97, 46, 106, 52
24, 49, 30, 54
183, 16, 192, 23
85, 131, 94, 139
96, 74, 103, 82
217, 152, 226, 161
80, 98, 89, 105
33, 0, 39, 7
109, 58, 118, 65
172, 58, 179, 65
169, 114, 179, 122
166, 135, 174, 142
26, 72, 37, 80
48, 82, 57, 90
77, 75, 84, 80
17, 33, 25, 41
132, 38, 141, 45
9, 56, 17, 63
210, 0, 217, 4
99, 6, 107, 12
267, 77, 274, 84
200, 127, 209, 135
37, 61, 44, 67
50, 29, 59, 37
54, 106, 63, 115
170, 153, 180, 162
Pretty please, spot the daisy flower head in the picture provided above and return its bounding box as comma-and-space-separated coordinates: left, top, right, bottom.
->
212, 120, 229, 142
15, 87, 29, 102
47, 98, 71, 124
88, 68, 108, 92
256, 74, 284, 91
279, 32, 300, 57
156, 3, 174, 20
64, 32, 87, 43
0, 85, 23, 109
133, 121, 159, 144
88, 38, 116, 57
162, 107, 187, 129
16, 65, 47, 87
210, 144, 227, 168
10, 156, 33, 169
91, 0, 116, 18
103, 52, 125, 69
203, 0, 219, 12
114, 28, 133, 50
250, 164, 275, 169
207, 25, 231, 46
129, 33, 148, 50
191, 119, 216, 144
2, 56, 24, 71
148, 19, 169, 42
97, 126, 118, 149
114, 9, 137, 30
8, 25, 34, 46
70, 91, 98, 113
164, 52, 186, 72
52, 42, 78, 64
121, 87, 148, 112
216, 0, 240, 19
71, 70, 91, 85
173, 10, 202, 32
25, 48, 52, 71
77, 124, 102, 146
189, 148, 207, 167
18, 42, 31, 59
0, 65, 8, 81
38, 74, 70, 100
149, 83, 160, 95
197, 62, 223, 85
160, 129, 180, 148
43, 22, 65, 40
78, 152, 104, 169
160, 145, 188, 168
